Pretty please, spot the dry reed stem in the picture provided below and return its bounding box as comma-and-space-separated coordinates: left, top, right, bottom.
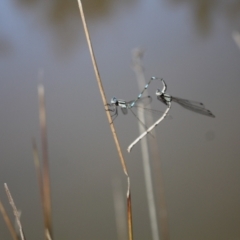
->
232, 31, 240, 50
32, 138, 45, 222
76, 1, 133, 239
32, 138, 44, 202
131, 49, 170, 240
45, 229, 52, 240
112, 178, 127, 240
0, 199, 18, 240
4, 183, 25, 240
126, 180, 133, 240
132, 49, 160, 240
38, 85, 53, 239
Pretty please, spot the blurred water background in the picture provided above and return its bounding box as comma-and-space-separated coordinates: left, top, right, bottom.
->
0, 0, 240, 239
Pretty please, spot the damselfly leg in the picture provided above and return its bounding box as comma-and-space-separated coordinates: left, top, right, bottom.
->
106, 96, 152, 130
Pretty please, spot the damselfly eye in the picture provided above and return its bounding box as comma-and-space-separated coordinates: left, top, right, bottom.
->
111, 97, 117, 104
156, 89, 161, 95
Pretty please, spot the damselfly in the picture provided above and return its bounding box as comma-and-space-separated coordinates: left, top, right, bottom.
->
107, 76, 162, 121
154, 77, 215, 117
107, 96, 152, 122
107, 96, 170, 132
107, 77, 170, 132
127, 77, 215, 152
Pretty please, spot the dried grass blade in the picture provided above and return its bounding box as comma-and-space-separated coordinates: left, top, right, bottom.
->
76, 1, 133, 239
126, 178, 133, 240
45, 229, 52, 240
4, 183, 25, 240
32, 138, 45, 221
132, 49, 170, 240
112, 178, 127, 240
38, 85, 53, 239
131, 49, 160, 240
0, 199, 18, 240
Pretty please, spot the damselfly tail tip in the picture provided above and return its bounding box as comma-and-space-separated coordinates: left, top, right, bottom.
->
151, 76, 161, 80
210, 112, 215, 118
207, 110, 215, 118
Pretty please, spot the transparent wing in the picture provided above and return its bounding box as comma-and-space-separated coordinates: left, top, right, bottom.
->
133, 105, 172, 119
129, 108, 155, 138
126, 96, 152, 108
171, 96, 215, 118
121, 108, 128, 115
172, 97, 205, 108
127, 95, 171, 119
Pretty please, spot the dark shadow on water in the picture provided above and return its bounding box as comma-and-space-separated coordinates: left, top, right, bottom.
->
12, 0, 137, 55
14, 0, 137, 26
164, 0, 240, 35
8, 0, 240, 54
14, 0, 240, 34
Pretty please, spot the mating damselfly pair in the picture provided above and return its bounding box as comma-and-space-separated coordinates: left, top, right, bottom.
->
107, 77, 215, 152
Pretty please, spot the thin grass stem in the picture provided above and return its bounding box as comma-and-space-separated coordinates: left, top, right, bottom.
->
0, 199, 18, 240
76, 1, 133, 239
4, 183, 25, 240
132, 49, 160, 240
38, 85, 53, 240
45, 229, 53, 240
112, 178, 127, 240
131, 49, 170, 240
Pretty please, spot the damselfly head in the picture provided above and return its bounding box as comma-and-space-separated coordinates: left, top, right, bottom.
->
111, 97, 117, 104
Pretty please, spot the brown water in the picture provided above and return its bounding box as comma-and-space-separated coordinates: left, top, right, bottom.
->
0, 1, 240, 239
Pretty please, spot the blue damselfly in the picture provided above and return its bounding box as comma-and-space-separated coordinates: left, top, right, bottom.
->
128, 77, 215, 152
107, 77, 169, 132
155, 77, 215, 117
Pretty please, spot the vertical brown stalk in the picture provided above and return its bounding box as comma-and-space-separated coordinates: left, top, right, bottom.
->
76, 1, 133, 239
38, 85, 53, 239
131, 49, 170, 240
0, 199, 18, 240
4, 183, 25, 240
